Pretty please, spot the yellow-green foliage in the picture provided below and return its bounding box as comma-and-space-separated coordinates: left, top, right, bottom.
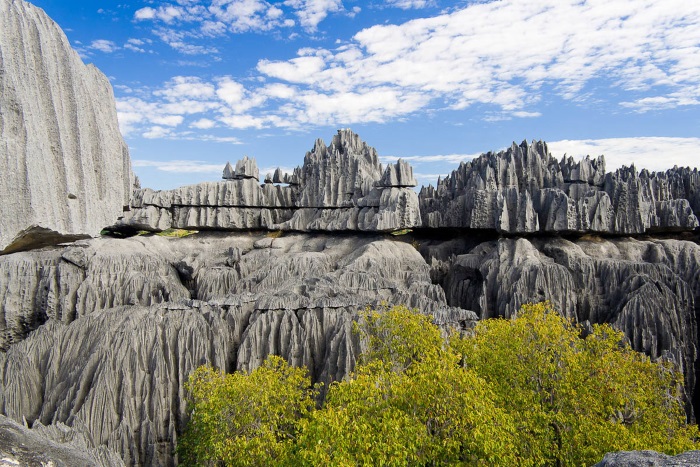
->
177, 356, 315, 466
178, 303, 698, 466
453, 301, 699, 466
156, 228, 197, 238
266, 230, 284, 239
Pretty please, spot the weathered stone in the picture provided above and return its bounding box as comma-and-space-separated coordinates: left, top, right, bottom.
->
233, 156, 259, 180
222, 161, 235, 179
0, 232, 475, 464
419, 140, 699, 234
0, 0, 133, 254
0, 414, 124, 466
595, 450, 700, 466
428, 235, 700, 416
116, 130, 422, 233
378, 159, 418, 187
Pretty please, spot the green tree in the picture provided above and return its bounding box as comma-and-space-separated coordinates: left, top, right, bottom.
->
293, 305, 518, 466
179, 303, 698, 466
177, 355, 315, 466
454, 301, 699, 466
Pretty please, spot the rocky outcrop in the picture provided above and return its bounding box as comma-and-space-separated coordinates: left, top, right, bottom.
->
0, 414, 123, 466
424, 235, 700, 415
0, 0, 133, 254
419, 141, 699, 234
0, 232, 474, 464
116, 130, 421, 233
594, 450, 700, 466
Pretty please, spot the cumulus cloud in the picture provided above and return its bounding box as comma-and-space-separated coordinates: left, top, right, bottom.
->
89, 39, 119, 53
256, 0, 700, 119
284, 0, 343, 31
384, 0, 432, 9
118, 1, 700, 139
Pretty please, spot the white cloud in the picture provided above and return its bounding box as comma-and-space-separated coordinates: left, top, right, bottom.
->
134, 7, 157, 20
191, 118, 217, 129
133, 159, 229, 173
90, 39, 119, 53
284, 0, 343, 31
156, 76, 217, 100
220, 114, 267, 129
124, 38, 152, 53
154, 29, 219, 55
256, 0, 700, 118
548, 137, 700, 172
116, 2, 700, 140
143, 126, 173, 139
385, 0, 431, 9
151, 115, 185, 126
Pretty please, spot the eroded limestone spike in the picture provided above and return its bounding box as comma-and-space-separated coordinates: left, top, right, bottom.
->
379, 159, 418, 187
234, 156, 259, 180
222, 162, 235, 179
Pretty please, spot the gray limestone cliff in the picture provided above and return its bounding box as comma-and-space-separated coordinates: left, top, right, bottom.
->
419, 141, 699, 234
2, 232, 700, 464
0, 0, 133, 254
595, 450, 700, 466
0, 232, 474, 464
423, 234, 700, 416
0, 414, 123, 466
116, 130, 421, 233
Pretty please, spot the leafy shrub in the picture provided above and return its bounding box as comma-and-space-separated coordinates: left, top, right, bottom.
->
178, 303, 698, 466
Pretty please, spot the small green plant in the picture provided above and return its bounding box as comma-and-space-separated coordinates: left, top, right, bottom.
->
390, 229, 412, 236
156, 228, 197, 238
266, 230, 284, 239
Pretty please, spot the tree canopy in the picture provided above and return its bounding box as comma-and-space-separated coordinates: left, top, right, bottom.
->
178, 303, 698, 466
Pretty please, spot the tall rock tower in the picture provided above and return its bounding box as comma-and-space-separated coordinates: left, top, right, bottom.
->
0, 0, 133, 253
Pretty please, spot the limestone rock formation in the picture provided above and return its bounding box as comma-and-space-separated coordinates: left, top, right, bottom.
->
0, 232, 473, 464
0, 0, 133, 254
424, 235, 700, 415
116, 130, 421, 233
594, 450, 700, 466
0, 414, 124, 466
419, 141, 699, 234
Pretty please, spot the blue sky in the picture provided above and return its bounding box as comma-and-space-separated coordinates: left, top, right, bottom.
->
29, 0, 700, 190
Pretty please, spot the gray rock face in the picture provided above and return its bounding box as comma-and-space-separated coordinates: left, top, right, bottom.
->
0, 0, 133, 254
595, 450, 700, 466
116, 130, 421, 233
0, 232, 474, 464
419, 141, 699, 234
0, 414, 124, 466
426, 235, 700, 415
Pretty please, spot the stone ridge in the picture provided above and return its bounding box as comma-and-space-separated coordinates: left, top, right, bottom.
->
117, 134, 698, 236
419, 140, 699, 234
115, 129, 422, 233
0, 233, 474, 465
0, 0, 133, 254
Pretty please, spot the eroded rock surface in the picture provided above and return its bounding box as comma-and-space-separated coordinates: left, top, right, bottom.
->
419, 141, 699, 234
424, 235, 700, 415
117, 130, 421, 233
0, 232, 473, 464
0, 0, 133, 254
0, 413, 123, 466
595, 450, 700, 466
